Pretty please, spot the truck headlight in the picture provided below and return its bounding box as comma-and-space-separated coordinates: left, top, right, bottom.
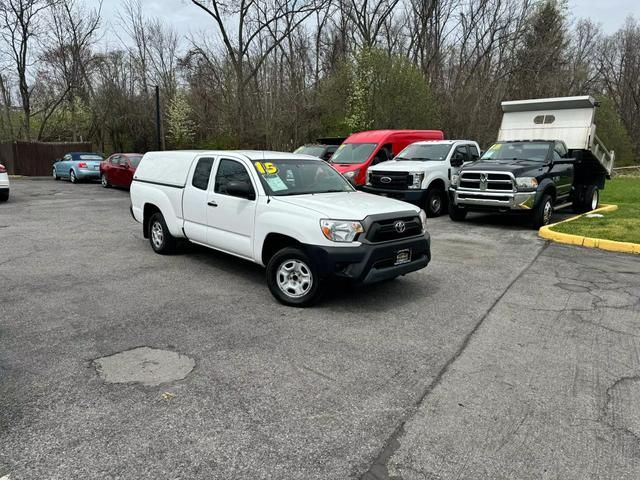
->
409, 172, 424, 189
515, 177, 538, 190
419, 209, 427, 233
320, 219, 364, 242
451, 174, 459, 187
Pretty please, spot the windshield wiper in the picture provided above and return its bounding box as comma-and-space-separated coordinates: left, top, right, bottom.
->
399, 157, 435, 161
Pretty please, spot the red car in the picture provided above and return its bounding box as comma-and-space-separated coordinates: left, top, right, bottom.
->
100, 153, 143, 188
330, 129, 444, 186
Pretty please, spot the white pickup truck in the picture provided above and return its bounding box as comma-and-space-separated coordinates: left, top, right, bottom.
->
361, 140, 481, 216
130, 151, 431, 306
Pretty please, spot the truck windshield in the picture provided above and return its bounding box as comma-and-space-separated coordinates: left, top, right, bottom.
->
253, 159, 354, 196
481, 142, 550, 162
330, 143, 377, 164
294, 145, 326, 158
395, 144, 452, 161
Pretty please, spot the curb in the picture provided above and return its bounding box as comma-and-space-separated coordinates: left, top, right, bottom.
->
539, 204, 640, 255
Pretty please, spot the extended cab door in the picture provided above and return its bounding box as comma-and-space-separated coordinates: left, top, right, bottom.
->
205, 157, 257, 258
183, 156, 216, 244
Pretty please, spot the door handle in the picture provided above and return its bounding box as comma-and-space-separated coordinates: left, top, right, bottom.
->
207, 201, 218, 207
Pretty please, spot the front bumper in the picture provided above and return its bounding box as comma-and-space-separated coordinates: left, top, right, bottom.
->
360, 186, 428, 206
76, 169, 101, 180
304, 233, 431, 284
449, 188, 536, 211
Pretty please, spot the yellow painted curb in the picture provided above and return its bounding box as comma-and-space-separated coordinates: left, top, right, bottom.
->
539, 204, 640, 254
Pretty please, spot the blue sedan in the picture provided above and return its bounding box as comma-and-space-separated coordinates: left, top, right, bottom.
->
53, 152, 104, 183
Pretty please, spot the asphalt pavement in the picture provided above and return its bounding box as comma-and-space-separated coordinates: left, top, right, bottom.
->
1, 178, 638, 479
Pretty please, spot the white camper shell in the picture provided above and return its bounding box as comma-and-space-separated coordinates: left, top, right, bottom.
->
498, 96, 615, 176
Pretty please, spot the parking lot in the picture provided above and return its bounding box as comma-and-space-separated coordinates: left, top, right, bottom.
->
1, 178, 639, 479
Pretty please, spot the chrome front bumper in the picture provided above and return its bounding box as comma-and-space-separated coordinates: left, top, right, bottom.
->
450, 188, 536, 210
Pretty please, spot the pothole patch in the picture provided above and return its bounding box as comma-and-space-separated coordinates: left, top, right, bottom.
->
94, 347, 195, 386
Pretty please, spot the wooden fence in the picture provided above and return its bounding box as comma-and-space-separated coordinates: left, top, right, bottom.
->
0, 141, 93, 176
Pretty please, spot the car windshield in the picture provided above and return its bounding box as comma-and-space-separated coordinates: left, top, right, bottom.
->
294, 145, 326, 158
395, 143, 452, 161
77, 154, 103, 161
330, 143, 377, 164
128, 155, 143, 167
481, 142, 550, 162
252, 159, 354, 196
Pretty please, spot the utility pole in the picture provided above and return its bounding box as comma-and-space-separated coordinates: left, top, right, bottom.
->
155, 85, 162, 150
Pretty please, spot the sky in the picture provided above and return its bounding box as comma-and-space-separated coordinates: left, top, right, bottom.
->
97, 0, 640, 48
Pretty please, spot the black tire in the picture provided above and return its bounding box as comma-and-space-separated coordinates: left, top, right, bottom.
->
0, 190, 8, 202
449, 204, 467, 221
148, 212, 176, 254
532, 193, 554, 228
69, 169, 77, 184
266, 247, 323, 307
101, 173, 110, 188
53, 168, 59, 180
425, 187, 446, 217
573, 185, 599, 213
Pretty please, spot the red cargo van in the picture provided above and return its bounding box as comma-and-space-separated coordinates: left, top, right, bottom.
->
330, 129, 444, 186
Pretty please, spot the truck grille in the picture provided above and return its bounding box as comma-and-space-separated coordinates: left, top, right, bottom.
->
459, 172, 514, 191
369, 171, 411, 190
366, 216, 422, 243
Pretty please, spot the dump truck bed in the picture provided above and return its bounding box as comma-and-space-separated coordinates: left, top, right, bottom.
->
498, 96, 615, 176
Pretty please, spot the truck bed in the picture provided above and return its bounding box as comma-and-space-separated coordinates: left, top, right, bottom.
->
498, 96, 615, 177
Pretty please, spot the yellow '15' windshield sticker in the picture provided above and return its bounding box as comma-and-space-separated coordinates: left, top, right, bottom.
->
254, 162, 278, 174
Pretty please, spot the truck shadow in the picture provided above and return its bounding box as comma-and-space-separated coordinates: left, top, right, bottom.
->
178, 241, 432, 309
462, 210, 573, 230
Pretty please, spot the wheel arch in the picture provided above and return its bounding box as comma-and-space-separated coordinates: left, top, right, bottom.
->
261, 232, 302, 267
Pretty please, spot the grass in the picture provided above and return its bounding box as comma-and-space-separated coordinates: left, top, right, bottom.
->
550, 176, 640, 244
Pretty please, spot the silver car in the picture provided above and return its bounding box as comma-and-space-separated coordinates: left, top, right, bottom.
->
53, 152, 104, 183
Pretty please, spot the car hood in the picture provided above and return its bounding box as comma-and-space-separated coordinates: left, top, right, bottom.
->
461, 159, 546, 176
272, 191, 420, 219
369, 160, 443, 172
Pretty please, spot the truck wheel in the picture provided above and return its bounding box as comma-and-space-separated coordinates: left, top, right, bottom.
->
0, 190, 8, 202
574, 185, 599, 213
266, 247, 323, 307
532, 194, 554, 228
449, 205, 467, 221
148, 212, 176, 254
426, 187, 446, 217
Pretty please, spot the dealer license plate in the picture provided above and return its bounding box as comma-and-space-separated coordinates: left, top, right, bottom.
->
394, 249, 411, 265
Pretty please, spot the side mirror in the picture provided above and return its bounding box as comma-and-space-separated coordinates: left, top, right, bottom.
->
450, 155, 464, 167
226, 181, 255, 200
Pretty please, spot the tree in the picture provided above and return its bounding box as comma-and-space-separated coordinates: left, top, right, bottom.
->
511, 0, 570, 99
344, 48, 440, 132
166, 92, 196, 149
595, 96, 635, 166
0, 0, 54, 139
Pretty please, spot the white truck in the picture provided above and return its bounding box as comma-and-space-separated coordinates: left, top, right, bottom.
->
361, 140, 481, 217
449, 96, 615, 227
129, 151, 431, 306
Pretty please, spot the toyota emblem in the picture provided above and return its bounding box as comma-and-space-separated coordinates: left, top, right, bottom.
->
394, 221, 406, 233
380, 176, 392, 184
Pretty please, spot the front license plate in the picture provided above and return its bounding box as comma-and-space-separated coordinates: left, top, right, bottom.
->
394, 249, 411, 265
